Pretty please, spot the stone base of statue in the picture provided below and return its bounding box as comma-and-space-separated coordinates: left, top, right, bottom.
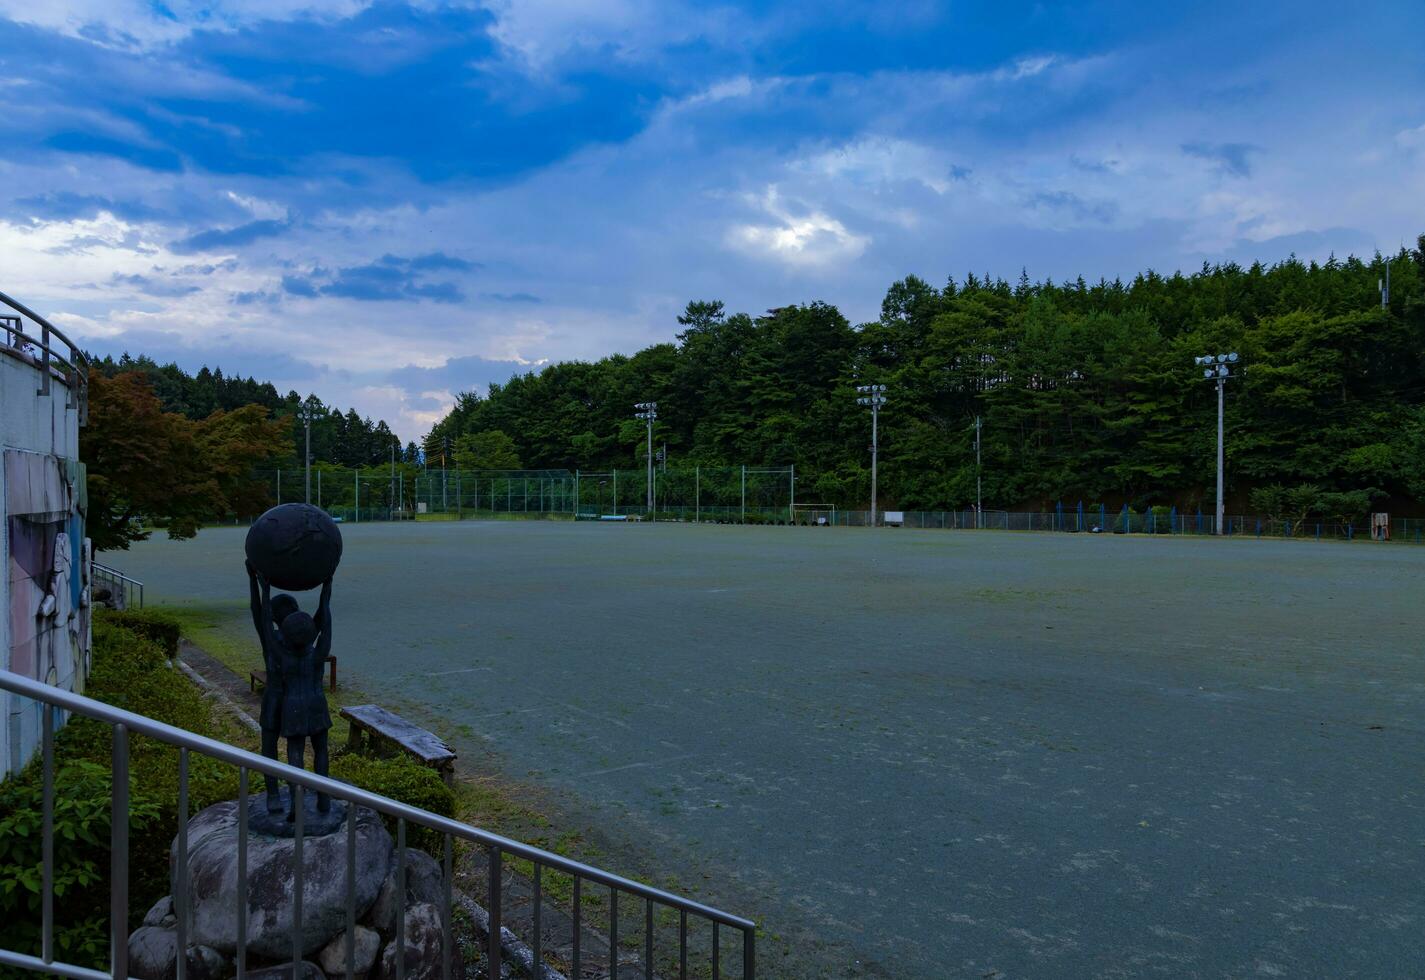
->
127, 797, 461, 980
247, 786, 349, 838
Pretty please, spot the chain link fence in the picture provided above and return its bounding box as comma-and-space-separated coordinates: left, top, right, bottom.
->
247, 468, 1420, 543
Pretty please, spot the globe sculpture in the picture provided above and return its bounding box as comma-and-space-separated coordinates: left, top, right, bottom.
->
244, 503, 343, 591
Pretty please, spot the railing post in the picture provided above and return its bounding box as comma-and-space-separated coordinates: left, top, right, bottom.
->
111, 723, 130, 980
42, 704, 54, 964
176, 749, 189, 980
237, 769, 248, 979
488, 846, 501, 979
744, 926, 755, 980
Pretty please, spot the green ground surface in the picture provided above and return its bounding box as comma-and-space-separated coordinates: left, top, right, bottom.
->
116, 521, 1425, 978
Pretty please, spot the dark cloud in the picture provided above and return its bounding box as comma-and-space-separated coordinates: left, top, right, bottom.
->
281, 274, 319, 297
1025, 190, 1118, 224
385, 354, 531, 395
171, 219, 290, 253
13, 192, 165, 222
83, 327, 327, 382
408, 252, 479, 271
110, 273, 201, 297
283, 254, 471, 303
1181, 142, 1257, 178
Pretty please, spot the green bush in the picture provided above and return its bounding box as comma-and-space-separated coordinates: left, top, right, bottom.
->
330, 752, 455, 855
96, 608, 182, 659
0, 761, 162, 971
0, 618, 240, 973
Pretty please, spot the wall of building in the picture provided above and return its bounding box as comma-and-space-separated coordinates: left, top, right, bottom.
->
2, 345, 89, 779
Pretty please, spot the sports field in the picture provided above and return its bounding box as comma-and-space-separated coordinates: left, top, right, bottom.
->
119, 521, 1425, 978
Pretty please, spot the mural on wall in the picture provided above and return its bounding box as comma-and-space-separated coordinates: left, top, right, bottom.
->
5, 449, 89, 771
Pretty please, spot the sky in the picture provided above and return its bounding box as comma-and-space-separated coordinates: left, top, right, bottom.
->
2, 1, 1422, 442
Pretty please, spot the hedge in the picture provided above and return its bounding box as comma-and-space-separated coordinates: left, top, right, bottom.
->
94, 608, 182, 659
329, 751, 456, 855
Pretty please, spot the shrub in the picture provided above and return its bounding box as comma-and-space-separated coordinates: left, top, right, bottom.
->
0, 761, 162, 971
4, 618, 240, 968
96, 608, 182, 659
329, 752, 455, 854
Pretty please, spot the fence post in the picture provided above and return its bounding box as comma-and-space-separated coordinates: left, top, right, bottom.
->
741, 465, 746, 524
789, 464, 795, 525
695, 466, 700, 523
1347, 523, 1353, 540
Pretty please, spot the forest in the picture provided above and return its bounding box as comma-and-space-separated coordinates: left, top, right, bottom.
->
89, 353, 418, 469
424, 239, 1425, 517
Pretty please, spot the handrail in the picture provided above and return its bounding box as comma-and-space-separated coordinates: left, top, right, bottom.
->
0, 290, 90, 424
0, 668, 755, 931
1, 666, 756, 980
90, 562, 144, 609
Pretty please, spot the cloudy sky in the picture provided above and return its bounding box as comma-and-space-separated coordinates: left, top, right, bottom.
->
2, 1, 1422, 441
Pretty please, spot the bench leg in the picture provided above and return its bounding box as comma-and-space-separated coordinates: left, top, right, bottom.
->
346, 725, 363, 752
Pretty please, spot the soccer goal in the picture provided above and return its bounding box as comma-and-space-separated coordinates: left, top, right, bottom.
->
792, 504, 836, 526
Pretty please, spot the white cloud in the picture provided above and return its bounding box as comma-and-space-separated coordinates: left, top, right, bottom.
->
1397, 122, 1425, 150
727, 188, 869, 268
0, 0, 369, 48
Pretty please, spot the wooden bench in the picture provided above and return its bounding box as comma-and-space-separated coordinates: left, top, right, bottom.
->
250, 654, 338, 693
339, 704, 457, 785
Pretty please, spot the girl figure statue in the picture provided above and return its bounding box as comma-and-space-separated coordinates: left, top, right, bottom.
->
257, 572, 335, 818
247, 560, 299, 812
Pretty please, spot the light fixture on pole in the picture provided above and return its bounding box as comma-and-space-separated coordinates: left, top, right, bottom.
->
855, 385, 887, 527
1194, 352, 1239, 535
634, 402, 658, 516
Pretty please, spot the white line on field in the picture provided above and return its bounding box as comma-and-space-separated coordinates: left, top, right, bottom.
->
427, 666, 494, 676
576, 753, 698, 779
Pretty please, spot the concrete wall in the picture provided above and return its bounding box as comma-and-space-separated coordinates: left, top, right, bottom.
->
2, 345, 87, 779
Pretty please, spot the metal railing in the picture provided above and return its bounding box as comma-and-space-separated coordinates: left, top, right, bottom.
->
91, 562, 144, 610
1, 291, 90, 425
0, 669, 756, 980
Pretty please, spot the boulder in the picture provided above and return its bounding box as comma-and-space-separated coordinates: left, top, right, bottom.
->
142, 895, 177, 929
174, 798, 393, 960
244, 961, 326, 980
373, 903, 457, 980
318, 925, 382, 978
127, 926, 175, 980
126, 927, 228, 980
370, 850, 445, 935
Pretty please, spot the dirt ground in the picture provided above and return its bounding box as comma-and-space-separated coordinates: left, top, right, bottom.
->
118, 521, 1425, 978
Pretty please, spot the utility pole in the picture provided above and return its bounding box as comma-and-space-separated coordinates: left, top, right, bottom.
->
1194, 352, 1239, 534
856, 385, 887, 526
390, 437, 396, 520
974, 415, 983, 529
634, 402, 657, 516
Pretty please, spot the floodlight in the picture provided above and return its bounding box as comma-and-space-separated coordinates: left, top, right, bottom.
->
1227, 352, 1239, 362
1203, 369, 1213, 379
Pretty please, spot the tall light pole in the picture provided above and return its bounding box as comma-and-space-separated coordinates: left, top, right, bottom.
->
635, 402, 657, 516
1194, 352, 1239, 535
974, 415, 983, 529
856, 385, 887, 527
300, 396, 320, 504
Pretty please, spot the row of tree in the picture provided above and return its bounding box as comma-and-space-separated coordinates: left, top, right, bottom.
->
89, 354, 419, 469
424, 240, 1425, 516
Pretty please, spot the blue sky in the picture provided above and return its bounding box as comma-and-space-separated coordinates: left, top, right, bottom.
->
2, 1, 1422, 441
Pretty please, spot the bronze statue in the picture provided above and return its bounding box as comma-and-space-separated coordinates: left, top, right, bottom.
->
256, 573, 335, 817
246, 561, 299, 812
